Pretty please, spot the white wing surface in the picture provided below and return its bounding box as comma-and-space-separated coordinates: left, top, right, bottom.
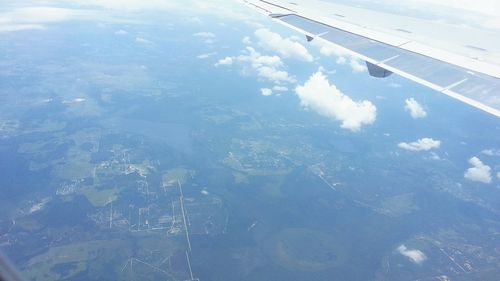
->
243, 0, 500, 117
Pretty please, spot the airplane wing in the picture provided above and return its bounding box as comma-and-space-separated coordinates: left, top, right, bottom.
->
243, 0, 500, 117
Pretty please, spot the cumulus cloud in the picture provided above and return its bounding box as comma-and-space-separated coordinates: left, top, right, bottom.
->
336, 56, 347, 65
295, 71, 377, 131
215, 47, 294, 84
464, 157, 492, 184
482, 148, 500, 156
405, 98, 427, 119
260, 88, 273, 96
242, 36, 252, 45
312, 40, 367, 73
349, 59, 367, 73
397, 245, 427, 265
257, 66, 292, 83
215, 56, 233, 66
398, 138, 441, 151
255, 28, 313, 62
239, 48, 283, 68
314, 40, 349, 58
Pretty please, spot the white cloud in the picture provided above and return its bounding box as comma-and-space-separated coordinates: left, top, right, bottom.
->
63, 98, 86, 104
0, 24, 44, 32
223, 47, 283, 68
187, 16, 202, 24
349, 59, 367, 73
398, 138, 441, 151
193, 32, 215, 39
239, 48, 283, 68
397, 245, 427, 265
240, 47, 295, 83
260, 88, 273, 96
272, 85, 288, 92
2, 7, 79, 22
216, 47, 294, 84
314, 40, 349, 58
197, 52, 216, 59
312, 40, 367, 73
295, 71, 377, 131
135, 37, 152, 44
497, 172, 500, 179
114, 29, 128, 35
0, 7, 91, 32
1, 0, 263, 29
193, 32, 215, 44
257, 66, 293, 83
255, 28, 313, 62
336, 56, 347, 65
215, 56, 233, 66
464, 157, 492, 184
429, 152, 442, 161
482, 148, 500, 156
405, 98, 427, 119
242, 36, 252, 45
